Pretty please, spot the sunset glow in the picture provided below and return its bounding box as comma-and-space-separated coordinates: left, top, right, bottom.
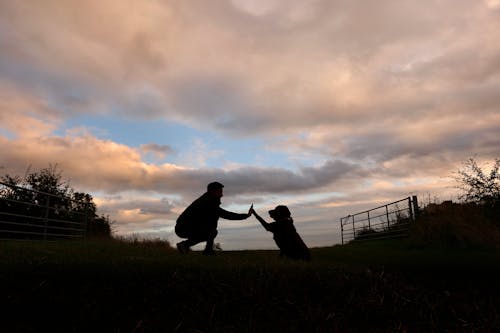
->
1, 1, 499, 249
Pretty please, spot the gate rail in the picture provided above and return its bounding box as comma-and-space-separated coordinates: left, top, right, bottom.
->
0, 181, 88, 240
340, 196, 418, 244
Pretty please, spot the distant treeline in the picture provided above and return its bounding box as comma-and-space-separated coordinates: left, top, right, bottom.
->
0, 165, 111, 239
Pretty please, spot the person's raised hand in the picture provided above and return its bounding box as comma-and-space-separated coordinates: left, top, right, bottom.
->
247, 203, 254, 217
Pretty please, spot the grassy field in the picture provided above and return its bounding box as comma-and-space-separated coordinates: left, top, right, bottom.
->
1, 239, 499, 332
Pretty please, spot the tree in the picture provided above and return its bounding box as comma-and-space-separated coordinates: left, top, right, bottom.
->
455, 157, 500, 204
0, 165, 112, 239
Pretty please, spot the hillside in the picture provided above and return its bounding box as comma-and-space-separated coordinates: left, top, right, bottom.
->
1, 239, 499, 332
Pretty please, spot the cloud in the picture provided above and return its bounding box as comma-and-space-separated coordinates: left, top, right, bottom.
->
0, 83, 62, 137
0, 123, 365, 197
2, 1, 499, 133
94, 196, 176, 234
1, 0, 500, 248
139, 143, 175, 161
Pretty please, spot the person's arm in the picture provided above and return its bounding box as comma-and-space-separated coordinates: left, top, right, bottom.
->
218, 207, 250, 220
251, 208, 272, 232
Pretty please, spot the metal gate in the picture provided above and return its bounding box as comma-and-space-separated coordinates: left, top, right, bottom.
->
340, 196, 418, 244
0, 181, 88, 240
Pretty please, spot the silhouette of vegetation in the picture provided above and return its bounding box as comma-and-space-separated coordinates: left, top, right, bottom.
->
1, 157, 499, 331
351, 158, 500, 246
1, 239, 498, 332
353, 198, 499, 249
410, 200, 500, 249
388, 207, 413, 232
455, 157, 500, 204
114, 234, 172, 250
354, 227, 378, 240
353, 219, 412, 242
453, 157, 500, 232
0, 165, 112, 239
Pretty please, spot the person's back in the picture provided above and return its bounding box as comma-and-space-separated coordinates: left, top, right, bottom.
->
175, 182, 251, 255
176, 192, 220, 237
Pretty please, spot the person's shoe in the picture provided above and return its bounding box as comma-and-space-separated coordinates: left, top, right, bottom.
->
202, 249, 216, 256
176, 242, 189, 254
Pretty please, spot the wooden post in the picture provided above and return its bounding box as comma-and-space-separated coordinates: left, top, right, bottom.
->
340, 218, 344, 245
385, 205, 390, 230
408, 197, 414, 223
352, 214, 355, 239
412, 195, 419, 221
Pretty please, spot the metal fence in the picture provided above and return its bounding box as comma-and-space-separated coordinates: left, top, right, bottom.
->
340, 196, 419, 244
0, 181, 88, 240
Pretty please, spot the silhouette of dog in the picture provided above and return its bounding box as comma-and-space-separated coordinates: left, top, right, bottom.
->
252, 205, 310, 261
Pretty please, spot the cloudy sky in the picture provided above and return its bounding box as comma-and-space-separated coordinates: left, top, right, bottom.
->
1, 0, 499, 249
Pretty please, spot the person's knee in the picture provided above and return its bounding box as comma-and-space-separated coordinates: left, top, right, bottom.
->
175, 225, 189, 238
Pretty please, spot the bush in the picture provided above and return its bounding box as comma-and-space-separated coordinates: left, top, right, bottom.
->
410, 201, 500, 249
354, 227, 379, 241
455, 157, 500, 204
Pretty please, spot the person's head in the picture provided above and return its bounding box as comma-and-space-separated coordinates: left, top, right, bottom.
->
268, 205, 291, 220
207, 181, 224, 198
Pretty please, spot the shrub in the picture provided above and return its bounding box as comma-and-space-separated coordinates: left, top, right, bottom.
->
410, 201, 500, 249
354, 227, 379, 241
455, 157, 500, 204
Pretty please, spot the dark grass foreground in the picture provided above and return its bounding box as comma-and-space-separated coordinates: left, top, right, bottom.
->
1, 239, 499, 332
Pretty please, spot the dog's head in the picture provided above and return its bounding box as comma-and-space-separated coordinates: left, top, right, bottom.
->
268, 205, 291, 220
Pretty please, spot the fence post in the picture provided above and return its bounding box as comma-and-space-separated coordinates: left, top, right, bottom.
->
412, 195, 419, 221
367, 211, 371, 229
385, 205, 390, 230
408, 197, 414, 223
43, 196, 50, 240
352, 215, 355, 239
340, 218, 344, 245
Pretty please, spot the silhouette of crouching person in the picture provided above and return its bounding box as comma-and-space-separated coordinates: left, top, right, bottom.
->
175, 182, 251, 255
251, 205, 311, 261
